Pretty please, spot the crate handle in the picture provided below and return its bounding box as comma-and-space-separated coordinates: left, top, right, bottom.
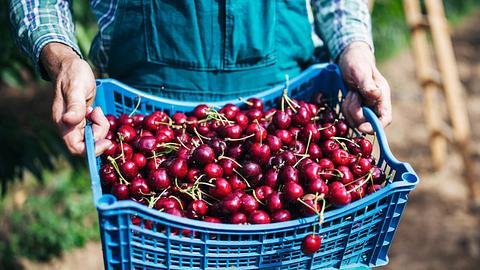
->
85, 123, 103, 204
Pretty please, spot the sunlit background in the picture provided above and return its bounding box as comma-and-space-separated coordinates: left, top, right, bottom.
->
1, 0, 479, 269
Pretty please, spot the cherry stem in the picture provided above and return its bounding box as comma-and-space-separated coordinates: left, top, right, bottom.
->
224, 133, 255, 142
332, 136, 360, 148
177, 138, 191, 151
218, 155, 243, 168
169, 195, 185, 210
193, 128, 211, 142
238, 97, 253, 107
252, 190, 265, 205
107, 156, 128, 184
297, 198, 320, 215
128, 96, 142, 117
345, 170, 374, 189
119, 139, 126, 163
233, 168, 251, 188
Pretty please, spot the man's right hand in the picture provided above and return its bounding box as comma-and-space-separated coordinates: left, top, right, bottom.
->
41, 42, 111, 156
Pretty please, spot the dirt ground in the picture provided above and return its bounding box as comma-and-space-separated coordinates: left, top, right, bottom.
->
17, 9, 480, 270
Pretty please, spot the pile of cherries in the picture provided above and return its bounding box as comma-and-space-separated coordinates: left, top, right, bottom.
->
99, 91, 387, 255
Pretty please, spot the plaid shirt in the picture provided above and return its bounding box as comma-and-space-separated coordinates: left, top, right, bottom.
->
9, 0, 373, 74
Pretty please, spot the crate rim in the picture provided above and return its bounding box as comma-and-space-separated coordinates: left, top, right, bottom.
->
86, 63, 419, 232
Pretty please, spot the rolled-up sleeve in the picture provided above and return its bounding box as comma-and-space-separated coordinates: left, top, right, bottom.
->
9, 0, 82, 77
311, 0, 373, 61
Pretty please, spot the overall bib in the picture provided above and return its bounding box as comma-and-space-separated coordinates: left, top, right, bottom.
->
107, 0, 314, 102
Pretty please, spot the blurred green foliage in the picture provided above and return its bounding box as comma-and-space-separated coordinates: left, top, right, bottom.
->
371, 0, 480, 61
0, 169, 99, 268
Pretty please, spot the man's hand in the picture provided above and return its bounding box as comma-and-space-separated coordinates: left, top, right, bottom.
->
41, 42, 111, 156
339, 41, 392, 134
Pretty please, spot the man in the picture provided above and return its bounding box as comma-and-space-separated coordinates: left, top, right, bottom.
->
9, 0, 391, 158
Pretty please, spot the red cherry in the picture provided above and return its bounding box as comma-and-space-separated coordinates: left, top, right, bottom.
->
336, 165, 354, 184
235, 113, 249, 130
278, 166, 299, 184
347, 181, 367, 201
371, 167, 386, 184
367, 184, 383, 194
172, 112, 187, 125
263, 169, 279, 188
302, 163, 321, 182
132, 153, 147, 169
240, 195, 259, 213
230, 212, 248, 224
335, 120, 349, 137
204, 216, 222, 223
193, 144, 215, 165
120, 160, 138, 179
275, 129, 293, 145
283, 181, 304, 202
250, 143, 271, 164
308, 143, 323, 160
246, 97, 264, 111
118, 114, 133, 126
210, 178, 232, 198
302, 234, 322, 255
266, 135, 282, 154
273, 111, 291, 129
168, 158, 188, 179
271, 209, 292, 223
100, 164, 117, 186
221, 193, 241, 213
111, 183, 129, 200
330, 149, 351, 166
266, 191, 284, 211
115, 143, 133, 160
193, 104, 209, 119
351, 158, 373, 177
204, 163, 223, 178
117, 125, 136, 142
308, 179, 329, 195
130, 178, 150, 198
292, 106, 311, 126
300, 123, 321, 142
106, 115, 117, 131
187, 200, 208, 219
228, 174, 247, 190
254, 186, 274, 203
248, 210, 271, 224
155, 197, 182, 211
148, 168, 170, 191
328, 182, 352, 206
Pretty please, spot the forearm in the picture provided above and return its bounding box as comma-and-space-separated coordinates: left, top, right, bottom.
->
9, 0, 82, 79
311, 0, 374, 61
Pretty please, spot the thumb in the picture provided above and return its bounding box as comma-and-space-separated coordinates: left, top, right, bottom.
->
62, 85, 89, 126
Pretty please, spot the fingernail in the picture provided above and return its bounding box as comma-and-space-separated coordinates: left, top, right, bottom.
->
87, 107, 94, 113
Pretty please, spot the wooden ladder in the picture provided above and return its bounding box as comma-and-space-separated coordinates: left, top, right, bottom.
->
372, 0, 476, 203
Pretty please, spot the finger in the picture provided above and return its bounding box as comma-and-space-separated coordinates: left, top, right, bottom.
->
372, 71, 393, 128
348, 91, 374, 134
95, 139, 113, 156
90, 107, 110, 141
62, 82, 90, 126
62, 121, 87, 155
52, 89, 65, 127
341, 91, 355, 128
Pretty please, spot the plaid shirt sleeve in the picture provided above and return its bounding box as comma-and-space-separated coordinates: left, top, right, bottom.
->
311, 0, 373, 61
9, 0, 82, 78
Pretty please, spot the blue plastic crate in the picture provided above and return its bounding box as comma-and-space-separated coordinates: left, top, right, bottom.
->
85, 63, 418, 270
